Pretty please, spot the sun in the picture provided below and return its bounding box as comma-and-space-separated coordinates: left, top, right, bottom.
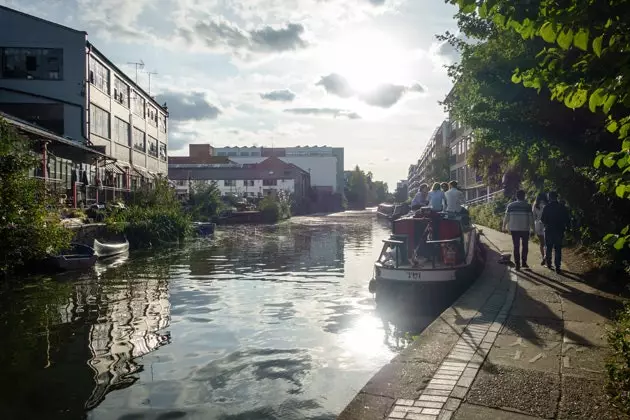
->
325, 30, 412, 93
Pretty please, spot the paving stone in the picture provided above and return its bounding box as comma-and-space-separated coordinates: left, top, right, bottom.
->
561, 293, 621, 323
500, 315, 563, 342
396, 399, 415, 406
467, 364, 559, 419
509, 295, 563, 319
437, 410, 455, 420
397, 331, 460, 364
337, 392, 395, 420
559, 375, 630, 419
450, 385, 468, 399
413, 400, 443, 409
561, 344, 610, 379
563, 321, 609, 347
421, 408, 441, 415
444, 397, 461, 411
453, 403, 546, 419
406, 413, 437, 420
487, 334, 562, 373
418, 395, 448, 403
361, 361, 437, 399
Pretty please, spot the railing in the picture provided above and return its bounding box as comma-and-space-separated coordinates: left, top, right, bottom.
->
466, 188, 505, 207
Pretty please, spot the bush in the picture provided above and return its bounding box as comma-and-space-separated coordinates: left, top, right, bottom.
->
106, 178, 191, 247
468, 197, 509, 231
187, 181, 223, 222
258, 193, 291, 223
0, 118, 72, 275
607, 303, 630, 414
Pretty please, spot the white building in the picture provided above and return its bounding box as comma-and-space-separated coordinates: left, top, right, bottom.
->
212, 145, 344, 194
0, 5, 168, 191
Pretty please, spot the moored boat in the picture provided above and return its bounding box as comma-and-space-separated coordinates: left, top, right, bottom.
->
376, 203, 395, 219
47, 243, 97, 271
369, 207, 484, 307
94, 238, 130, 258
192, 222, 216, 236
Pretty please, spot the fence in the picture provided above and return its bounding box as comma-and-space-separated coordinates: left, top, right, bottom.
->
466, 189, 505, 207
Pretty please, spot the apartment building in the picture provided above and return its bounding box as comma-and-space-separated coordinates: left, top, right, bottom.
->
0, 5, 168, 203
407, 120, 451, 197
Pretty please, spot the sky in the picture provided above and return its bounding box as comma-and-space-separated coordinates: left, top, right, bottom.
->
1, 0, 460, 187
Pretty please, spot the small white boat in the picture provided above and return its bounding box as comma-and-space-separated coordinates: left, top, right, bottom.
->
369, 207, 484, 305
94, 238, 130, 258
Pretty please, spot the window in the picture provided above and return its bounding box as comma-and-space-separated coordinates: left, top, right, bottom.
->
114, 77, 130, 107
159, 143, 167, 161
132, 127, 145, 152
177, 180, 185, 186
451, 146, 456, 156
227, 152, 237, 156
158, 113, 167, 133
148, 136, 158, 157
1, 47, 63, 80
113, 117, 129, 145
263, 179, 277, 186
224, 180, 236, 187
131, 90, 145, 117
89, 58, 109, 93
217, 152, 227, 156
283, 170, 291, 176
240, 152, 250, 156
90, 105, 110, 138
243, 180, 254, 187
147, 105, 158, 126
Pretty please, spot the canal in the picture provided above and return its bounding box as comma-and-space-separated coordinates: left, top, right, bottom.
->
0, 211, 447, 420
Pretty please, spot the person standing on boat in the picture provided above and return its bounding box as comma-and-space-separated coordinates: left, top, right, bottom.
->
411, 184, 429, 210
427, 182, 447, 211
540, 191, 570, 274
532, 193, 548, 265
503, 189, 535, 271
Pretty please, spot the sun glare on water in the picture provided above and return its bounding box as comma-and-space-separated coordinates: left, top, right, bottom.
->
326, 30, 413, 93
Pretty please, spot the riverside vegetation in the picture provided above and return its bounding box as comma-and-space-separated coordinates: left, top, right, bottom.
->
444, 0, 630, 410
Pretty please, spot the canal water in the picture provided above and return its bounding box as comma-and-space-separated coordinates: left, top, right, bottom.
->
0, 211, 444, 420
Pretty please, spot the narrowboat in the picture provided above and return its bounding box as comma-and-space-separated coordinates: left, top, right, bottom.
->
376, 202, 411, 221
369, 207, 484, 305
94, 238, 130, 258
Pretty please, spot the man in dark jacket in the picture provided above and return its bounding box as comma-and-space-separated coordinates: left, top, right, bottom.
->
540, 191, 570, 273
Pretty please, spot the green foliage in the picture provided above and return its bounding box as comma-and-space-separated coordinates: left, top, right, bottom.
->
345, 165, 369, 209
187, 180, 223, 222
468, 198, 509, 232
257, 193, 291, 223
426, 148, 452, 184
106, 178, 191, 247
0, 118, 72, 275
607, 302, 630, 414
449, 0, 630, 249
394, 183, 408, 203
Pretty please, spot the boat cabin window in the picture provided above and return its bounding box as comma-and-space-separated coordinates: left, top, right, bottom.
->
378, 240, 406, 268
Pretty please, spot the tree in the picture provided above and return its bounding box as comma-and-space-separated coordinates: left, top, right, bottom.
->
442, 1, 630, 250
345, 165, 368, 209
188, 181, 223, 222
372, 180, 389, 204
426, 148, 452, 184
447, 0, 630, 248
0, 118, 72, 275
394, 183, 408, 203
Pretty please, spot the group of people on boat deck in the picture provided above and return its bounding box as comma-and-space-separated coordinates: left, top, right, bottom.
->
502, 189, 571, 273
410, 181, 466, 213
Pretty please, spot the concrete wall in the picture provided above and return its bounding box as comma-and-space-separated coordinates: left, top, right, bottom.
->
0, 8, 87, 141
87, 50, 168, 174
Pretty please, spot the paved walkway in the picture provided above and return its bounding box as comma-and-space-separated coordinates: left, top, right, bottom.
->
339, 227, 627, 420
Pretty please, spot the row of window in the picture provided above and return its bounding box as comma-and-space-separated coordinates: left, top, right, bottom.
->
1, 47, 63, 80
450, 137, 473, 157
90, 105, 166, 161
216, 151, 262, 157
88, 57, 167, 133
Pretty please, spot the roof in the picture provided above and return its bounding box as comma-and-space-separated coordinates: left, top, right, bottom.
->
87, 43, 167, 113
0, 111, 110, 159
0, 5, 86, 35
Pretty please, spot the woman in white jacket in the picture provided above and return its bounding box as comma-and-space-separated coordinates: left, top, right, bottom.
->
532, 193, 548, 265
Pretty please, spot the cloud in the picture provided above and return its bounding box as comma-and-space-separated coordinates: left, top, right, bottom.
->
315, 73, 426, 108
284, 108, 361, 119
316, 73, 354, 98
155, 91, 221, 121
177, 17, 309, 56
260, 89, 297, 102
367, 0, 387, 5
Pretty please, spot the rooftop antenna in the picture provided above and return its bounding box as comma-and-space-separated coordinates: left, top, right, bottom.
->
126, 60, 144, 83
146, 70, 158, 95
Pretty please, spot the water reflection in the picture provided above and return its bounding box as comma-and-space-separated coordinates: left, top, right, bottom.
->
0, 212, 445, 420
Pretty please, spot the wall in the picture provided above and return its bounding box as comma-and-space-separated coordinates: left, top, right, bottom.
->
0, 8, 87, 141
87, 49, 168, 174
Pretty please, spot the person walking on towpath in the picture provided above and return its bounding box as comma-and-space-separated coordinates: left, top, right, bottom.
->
503, 189, 535, 271
540, 191, 571, 274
